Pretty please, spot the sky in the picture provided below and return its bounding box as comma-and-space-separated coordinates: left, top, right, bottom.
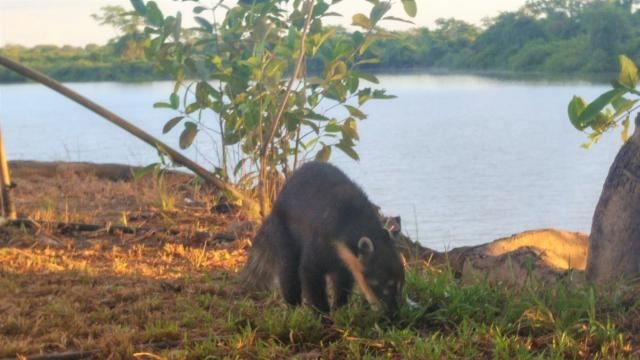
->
0, 0, 526, 47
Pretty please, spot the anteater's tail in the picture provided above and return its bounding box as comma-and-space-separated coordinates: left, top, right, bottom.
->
240, 214, 279, 290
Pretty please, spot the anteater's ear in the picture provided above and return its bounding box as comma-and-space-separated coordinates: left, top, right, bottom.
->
358, 236, 375, 257
392, 216, 402, 233
334, 241, 379, 307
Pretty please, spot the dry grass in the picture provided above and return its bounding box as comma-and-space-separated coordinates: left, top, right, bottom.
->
0, 162, 252, 359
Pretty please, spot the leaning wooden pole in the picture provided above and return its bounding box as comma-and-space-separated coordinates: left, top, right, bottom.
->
0, 127, 17, 219
0, 55, 258, 215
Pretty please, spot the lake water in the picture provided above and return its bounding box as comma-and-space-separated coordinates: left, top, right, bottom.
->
0, 74, 625, 250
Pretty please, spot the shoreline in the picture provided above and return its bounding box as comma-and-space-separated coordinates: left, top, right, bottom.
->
5, 159, 590, 285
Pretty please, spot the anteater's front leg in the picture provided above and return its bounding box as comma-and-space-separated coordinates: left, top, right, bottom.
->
330, 267, 354, 309
300, 261, 330, 313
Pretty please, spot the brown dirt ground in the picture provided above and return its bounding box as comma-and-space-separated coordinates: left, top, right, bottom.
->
0, 161, 254, 359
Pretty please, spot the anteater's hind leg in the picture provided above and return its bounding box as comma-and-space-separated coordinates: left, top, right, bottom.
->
279, 255, 302, 306
270, 215, 302, 307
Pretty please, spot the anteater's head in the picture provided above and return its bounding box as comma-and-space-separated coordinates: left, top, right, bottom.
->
335, 234, 405, 316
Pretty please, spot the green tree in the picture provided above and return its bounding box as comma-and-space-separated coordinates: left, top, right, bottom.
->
92, 5, 148, 60
522, 0, 588, 19
130, 0, 416, 214
608, 0, 636, 12
470, 13, 547, 69
580, 3, 632, 67
432, 18, 479, 50
522, 0, 584, 41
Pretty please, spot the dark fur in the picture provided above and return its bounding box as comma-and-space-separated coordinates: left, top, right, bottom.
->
242, 161, 405, 314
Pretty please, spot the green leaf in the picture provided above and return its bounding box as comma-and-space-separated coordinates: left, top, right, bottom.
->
185, 102, 201, 114
193, 6, 207, 14
315, 145, 332, 161
179, 122, 198, 149
172, 12, 182, 40
568, 96, 588, 130
401, 0, 417, 17
577, 88, 625, 126
342, 117, 359, 140
356, 58, 381, 65
618, 55, 638, 89
336, 140, 360, 161
286, 112, 304, 132
372, 89, 396, 100
590, 112, 612, 132
324, 82, 347, 102
302, 119, 320, 135
312, 1, 330, 17
325, 120, 342, 133
382, 16, 415, 25
351, 31, 364, 46
195, 81, 211, 106
370, 2, 391, 26
358, 88, 372, 106
194, 16, 213, 33
305, 111, 329, 121
153, 102, 173, 109
133, 163, 160, 181
345, 76, 359, 93
322, 11, 342, 18
358, 36, 377, 56
145, 1, 164, 26
352, 71, 379, 84
344, 105, 367, 120
170, 93, 179, 109
611, 97, 638, 118
327, 60, 347, 81
303, 136, 319, 150
223, 131, 242, 146
130, 0, 146, 16
163, 116, 184, 134
311, 29, 336, 56
352, 14, 372, 29
621, 115, 630, 142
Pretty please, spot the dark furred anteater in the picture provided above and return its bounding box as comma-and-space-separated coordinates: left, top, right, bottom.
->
242, 161, 405, 314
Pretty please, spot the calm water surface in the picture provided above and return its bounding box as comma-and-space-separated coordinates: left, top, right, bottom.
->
0, 74, 625, 250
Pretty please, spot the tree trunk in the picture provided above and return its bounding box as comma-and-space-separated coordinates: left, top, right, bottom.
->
586, 113, 640, 284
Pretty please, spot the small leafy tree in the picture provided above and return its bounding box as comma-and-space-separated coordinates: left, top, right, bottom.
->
129, 0, 416, 215
567, 55, 640, 283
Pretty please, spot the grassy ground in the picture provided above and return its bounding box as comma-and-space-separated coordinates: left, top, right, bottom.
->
0, 162, 639, 359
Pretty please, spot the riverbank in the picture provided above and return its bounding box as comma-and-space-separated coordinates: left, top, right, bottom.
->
0, 160, 637, 358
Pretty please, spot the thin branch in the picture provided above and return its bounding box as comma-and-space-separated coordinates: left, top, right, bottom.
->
260, 0, 316, 158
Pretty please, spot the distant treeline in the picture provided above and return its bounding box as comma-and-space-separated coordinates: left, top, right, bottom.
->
0, 44, 162, 83
1, 0, 639, 83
